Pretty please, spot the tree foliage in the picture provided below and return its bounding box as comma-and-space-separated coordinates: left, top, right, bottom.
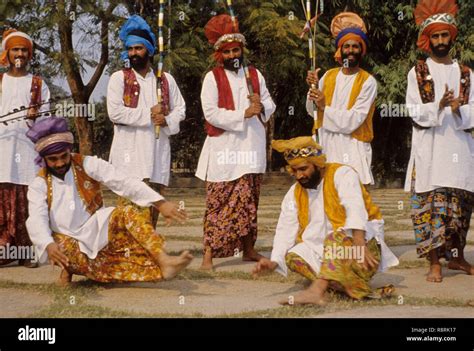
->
1, 0, 473, 183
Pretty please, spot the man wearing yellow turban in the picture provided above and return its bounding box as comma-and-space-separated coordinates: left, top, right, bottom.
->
405, 0, 474, 283
305, 12, 377, 186
0, 28, 50, 268
253, 137, 398, 305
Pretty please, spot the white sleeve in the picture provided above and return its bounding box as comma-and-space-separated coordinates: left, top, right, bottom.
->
322, 75, 377, 134
334, 166, 368, 232
456, 69, 474, 130
406, 67, 446, 128
270, 187, 299, 276
256, 69, 276, 122
161, 72, 186, 136
39, 81, 51, 113
26, 177, 54, 264
106, 71, 152, 127
200, 71, 245, 132
83, 156, 164, 207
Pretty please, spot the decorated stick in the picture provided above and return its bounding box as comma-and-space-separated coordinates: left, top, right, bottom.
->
301, 0, 322, 141
0, 95, 72, 120
225, 0, 264, 126
0, 108, 62, 126
155, 0, 166, 139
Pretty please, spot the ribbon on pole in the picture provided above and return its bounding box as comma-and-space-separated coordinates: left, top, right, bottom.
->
300, 0, 323, 142
155, 0, 166, 139
224, 0, 264, 126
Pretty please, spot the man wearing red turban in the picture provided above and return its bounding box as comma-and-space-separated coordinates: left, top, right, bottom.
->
0, 28, 50, 268
405, 0, 474, 283
196, 14, 276, 270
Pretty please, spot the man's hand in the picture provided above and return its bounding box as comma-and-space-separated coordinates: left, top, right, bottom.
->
152, 113, 168, 126
252, 257, 278, 278
150, 104, 168, 126
306, 69, 321, 87
26, 107, 38, 121
308, 88, 326, 111
439, 84, 455, 110
46, 242, 69, 269
154, 200, 187, 226
352, 230, 378, 271
248, 93, 261, 105
451, 97, 462, 118
244, 103, 263, 118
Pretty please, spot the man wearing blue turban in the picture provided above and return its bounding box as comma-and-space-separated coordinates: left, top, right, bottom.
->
107, 15, 186, 228
305, 12, 377, 187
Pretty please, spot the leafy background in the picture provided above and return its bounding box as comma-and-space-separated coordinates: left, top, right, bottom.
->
1, 0, 473, 185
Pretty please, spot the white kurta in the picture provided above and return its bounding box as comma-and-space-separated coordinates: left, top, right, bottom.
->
404, 58, 474, 193
306, 70, 377, 185
26, 155, 164, 264
196, 67, 276, 182
107, 69, 186, 186
270, 165, 398, 276
0, 73, 50, 185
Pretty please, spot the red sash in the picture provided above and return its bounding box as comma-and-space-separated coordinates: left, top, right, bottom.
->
206, 66, 260, 137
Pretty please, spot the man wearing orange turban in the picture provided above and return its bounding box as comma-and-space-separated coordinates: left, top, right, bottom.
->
196, 14, 276, 270
405, 0, 474, 283
0, 28, 50, 268
305, 12, 377, 186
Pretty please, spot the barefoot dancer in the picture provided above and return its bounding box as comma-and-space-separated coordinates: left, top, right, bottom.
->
196, 14, 276, 270
406, 0, 474, 283
253, 137, 398, 305
25, 117, 193, 285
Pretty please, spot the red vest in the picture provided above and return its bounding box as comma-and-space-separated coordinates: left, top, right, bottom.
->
122, 68, 170, 114
206, 66, 260, 137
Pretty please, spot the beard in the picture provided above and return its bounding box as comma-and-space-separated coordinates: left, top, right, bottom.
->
48, 162, 71, 179
223, 55, 243, 72
430, 41, 452, 58
9, 55, 27, 69
297, 169, 322, 189
341, 51, 361, 67
129, 55, 149, 70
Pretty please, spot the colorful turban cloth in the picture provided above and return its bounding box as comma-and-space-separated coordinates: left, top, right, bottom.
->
119, 15, 157, 61
414, 0, 458, 53
272, 136, 327, 171
0, 28, 33, 67
26, 117, 74, 167
204, 14, 246, 63
330, 12, 368, 64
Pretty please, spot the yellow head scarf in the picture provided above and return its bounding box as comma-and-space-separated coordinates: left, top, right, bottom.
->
271, 136, 326, 171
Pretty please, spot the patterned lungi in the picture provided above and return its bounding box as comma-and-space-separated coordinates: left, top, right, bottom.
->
410, 168, 474, 259
0, 183, 32, 265
53, 203, 164, 282
286, 231, 394, 300
203, 174, 262, 258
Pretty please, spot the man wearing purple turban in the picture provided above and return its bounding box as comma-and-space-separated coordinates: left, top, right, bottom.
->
25, 117, 193, 285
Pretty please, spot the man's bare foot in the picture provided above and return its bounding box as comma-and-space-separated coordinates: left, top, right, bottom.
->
199, 262, 214, 271
199, 249, 214, 271
56, 269, 72, 287
158, 251, 194, 280
426, 263, 443, 283
278, 289, 327, 306
448, 259, 474, 275
242, 249, 265, 262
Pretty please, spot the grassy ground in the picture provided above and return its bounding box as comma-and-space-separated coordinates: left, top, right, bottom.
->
1, 186, 473, 318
